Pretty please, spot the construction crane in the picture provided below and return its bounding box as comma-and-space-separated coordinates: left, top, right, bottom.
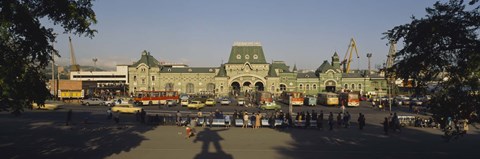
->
340, 38, 360, 73
386, 40, 396, 69
69, 36, 80, 72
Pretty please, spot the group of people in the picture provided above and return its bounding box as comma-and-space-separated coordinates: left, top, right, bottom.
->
382, 113, 401, 135
106, 108, 121, 124
195, 109, 369, 131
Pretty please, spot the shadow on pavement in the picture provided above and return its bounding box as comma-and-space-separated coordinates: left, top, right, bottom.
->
0, 110, 157, 159
272, 116, 480, 159
192, 128, 233, 159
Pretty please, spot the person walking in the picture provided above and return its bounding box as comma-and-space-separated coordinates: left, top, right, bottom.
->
318, 110, 324, 129
66, 109, 72, 126
383, 117, 389, 135
251, 113, 256, 129
107, 108, 112, 120
208, 112, 214, 128
243, 112, 249, 128
358, 113, 365, 130
337, 112, 342, 128
255, 112, 262, 129
141, 109, 146, 124
305, 111, 311, 128
328, 112, 334, 131
225, 114, 231, 129
114, 110, 120, 124
393, 113, 401, 132
232, 110, 238, 127
176, 111, 182, 126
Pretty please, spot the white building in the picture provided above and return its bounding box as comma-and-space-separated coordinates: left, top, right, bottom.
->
70, 65, 129, 96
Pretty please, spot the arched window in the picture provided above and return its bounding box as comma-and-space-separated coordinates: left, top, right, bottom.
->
306, 84, 310, 90
312, 84, 317, 90
299, 84, 304, 90
358, 84, 362, 90
165, 83, 174, 91
280, 84, 286, 91
352, 84, 355, 90
344, 84, 348, 89
186, 83, 194, 94
206, 83, 215, 92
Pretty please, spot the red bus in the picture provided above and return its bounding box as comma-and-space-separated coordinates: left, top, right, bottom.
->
280, 91, 304, 106
339, 92, 360, 107
133, 90, 179, 106
254, 91, 273, 105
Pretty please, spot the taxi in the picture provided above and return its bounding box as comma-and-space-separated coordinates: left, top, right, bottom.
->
111, 104, 142, 113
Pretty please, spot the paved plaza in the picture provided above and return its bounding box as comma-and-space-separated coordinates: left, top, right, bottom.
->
1, 105, 480, 159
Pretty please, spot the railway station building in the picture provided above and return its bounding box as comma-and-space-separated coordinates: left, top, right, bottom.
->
128, 42, 387, 97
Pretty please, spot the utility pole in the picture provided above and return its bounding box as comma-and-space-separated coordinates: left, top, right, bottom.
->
366, 53, 372, 76
52, 43, 56, 100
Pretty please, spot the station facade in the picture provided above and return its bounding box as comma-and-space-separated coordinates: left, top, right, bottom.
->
128, 42, 387, 97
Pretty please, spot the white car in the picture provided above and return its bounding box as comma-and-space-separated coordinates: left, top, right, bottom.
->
105, 98, 130, 107
166, 100, 177, 107
237, 98, 245, 106
220, 98, 231, 105
180, 99, 189, 106
80, 98, 105, 106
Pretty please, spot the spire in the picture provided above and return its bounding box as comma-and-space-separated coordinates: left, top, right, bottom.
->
267, 64, 278, 77
293, 64, 297, 72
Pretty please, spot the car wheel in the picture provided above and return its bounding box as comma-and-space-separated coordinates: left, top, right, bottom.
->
86, 102, 90, 106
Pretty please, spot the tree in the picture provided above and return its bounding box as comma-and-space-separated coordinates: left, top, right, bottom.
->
0, 0, 96, 114
384, 0, 480, 126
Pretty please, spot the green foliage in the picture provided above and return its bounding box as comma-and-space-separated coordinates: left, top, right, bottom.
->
0, 0, 96, 114
384, 0, 480, 123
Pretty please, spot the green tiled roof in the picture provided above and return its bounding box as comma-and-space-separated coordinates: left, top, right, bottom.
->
297, 72, 317, 78
227, 42, 267, 64
267, 64, 278, 77
131, 50, 161, 68
216, 64, 227, 77
159, 67, 217, 73
315, 60, 335, 75
341, 73, 364, 78
271, 61, 291, 73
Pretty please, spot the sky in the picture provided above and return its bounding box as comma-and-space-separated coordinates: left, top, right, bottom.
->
50, 0, 439, 71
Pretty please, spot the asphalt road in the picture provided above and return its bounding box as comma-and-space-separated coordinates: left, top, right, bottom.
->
2, 102, 478, 159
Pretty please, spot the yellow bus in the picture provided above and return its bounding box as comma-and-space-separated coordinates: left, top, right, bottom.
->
317, 92, 339, 106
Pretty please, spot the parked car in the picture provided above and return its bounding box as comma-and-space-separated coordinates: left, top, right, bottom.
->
180, 99, 189, 107
402, 97, 411, 105
260, 101, 281, 110
237, 98, 245, 106
411, 98, 423, 106
205, 98, 216, 106
32, 100, 63, 110
111, 104, 142, 113
166, 99, 177, 107
187, 101, 205, 109
80, 98, 105, 106
220, 98, 231, 105
105, 98, 131, 107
